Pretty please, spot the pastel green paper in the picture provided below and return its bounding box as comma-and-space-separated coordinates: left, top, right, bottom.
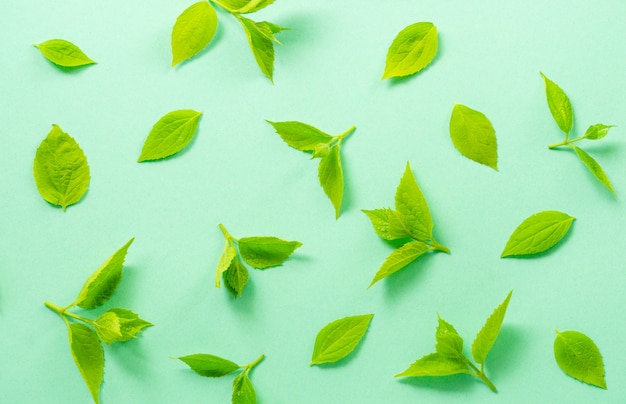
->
138, 109, 202, 162
171, 2, 218, 66
178, 354, 241, 378
238, 236, 302, 269
554, 330, 606, 389
541, 72, 573, 135
449, 104, 498, 170
68, 323, 104, 403
501, 210, 574, 257
472, 290, 512, 364
35, 39, 95, 67
383, 22, 438, 80
310, 314, 373, 366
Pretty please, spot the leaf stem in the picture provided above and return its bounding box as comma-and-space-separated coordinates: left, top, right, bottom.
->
467, 361, 497, 392
430, 241, 450, 254
219, 224, 237, 242
548, 135, 585, 149
246, 354, 265, 371
44, 301, 93, 325
336, 126, 356, 144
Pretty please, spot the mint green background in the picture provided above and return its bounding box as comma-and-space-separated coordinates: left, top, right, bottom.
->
1, 1, 625, 403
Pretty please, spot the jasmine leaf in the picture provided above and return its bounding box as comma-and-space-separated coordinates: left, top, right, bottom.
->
571, 146, 615, 194
171, 1, 218, 66
394, 162, 433, 241
362, 208, 411, 241
311, 314, 373, 366
449, 104, 498, 170
266, 120, 333, 152
68, 323, 104, 404
238, 15, 285, 81
318, 145, 344, 219
238, 236, 302, 269
383, 22, 438, 80
224, 256, 249, 297
501, 211, 574, 257
34, 39, 95, 67
369, 240, 430, 287
215, 240, 237, 288
435, 315, 464, 358
471, 290, 513, 365
138, 109, 202, 162
33, 124, 90, 210
94, 308, 152, 344
584, 124, 614, 140
554, 330, 607, 389
232, 372, 256, 404
214, 0, 275, 14
396, 353, 469, 378
178, 354, 241, 378
541, 72, 573, 135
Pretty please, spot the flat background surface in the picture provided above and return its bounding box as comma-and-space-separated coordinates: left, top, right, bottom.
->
1, 1, 625, 403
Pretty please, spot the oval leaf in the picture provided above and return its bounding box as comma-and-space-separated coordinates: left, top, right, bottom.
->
94, 308, 152, 344
138, 109, 202, 162
311, 314, 373, 365
35, 39, 95, 67
171, 1, 218, 66
501, 210, 575, 257
179, 354, 241, 378
33, 124, 90, 210
394, 162, 433, 241
471, 290, 513, 365
215, 240, 236, 288
68, 323, 104, 403
541, 72, 573, 135
318, 145, 344, 219
396, 353, 469, 378
238, 236, 302, 269
571, 146, 615, 195
584, 124, 614, 140
224, 256, 249, 297
267, 120, 333, 152
449, 104, 498, 170
554, 330, 606, 389
232, 372, 256, 404
369, 240, 430, 288
383, 22, 438, 80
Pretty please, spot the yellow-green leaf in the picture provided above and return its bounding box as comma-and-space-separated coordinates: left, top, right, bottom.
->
223, 256, 249, 298
238, 15, 285, 81
396, 353, 469, 378
369, 240, 430, 287
362, 208, 411, 241
238, 236, 302, 269
435, 315, 464, 358
178, 354, 241, 378
383, 22, 438, 80
311, 314, 373, 366
68, 323, 104, 404
93, 308, 152, 344
394, 162, 433, 241
214, 0, 275, 14
318, 144, 344, 219
215, 240, 237, 288
541, 72, 573, 135
554, 330, 607, 389
171, 1, 218, 66
501, 210, 574, 257
232, 372, 256, 404
34, 39, 96, 67
138, 110, 202, 162
267, 120, 333, 152
571, 145, 615, 195
471, 290, 513, 365
449, 104, 498, 170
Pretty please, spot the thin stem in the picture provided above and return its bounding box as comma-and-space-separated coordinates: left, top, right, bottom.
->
467, 361, 497, 392
548, 135, 585, 149
219, 224, 237, 242
44, 301, 93, 325
430, 241, 450, 254
337, 125, 356, 141
44, 301, 66, 316
246, 354, 265, 371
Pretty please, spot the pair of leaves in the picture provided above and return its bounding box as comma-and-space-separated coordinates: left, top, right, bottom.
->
501, 210, 575, 258
554, 330, 606, 389
449, 104, 498, 170
397, 291, 513, 392
363, 162, 449, 287
216, 224, 302, 297
33, 124, 90, 210
178, 353, 264, 403
541, 72, 616, 194
268, 121, 355, 218
171, 0, 287, 81
138, 109, 202, 162
383, 22, 438, 80
311, 314, 373, 366
35, 39, 96, 68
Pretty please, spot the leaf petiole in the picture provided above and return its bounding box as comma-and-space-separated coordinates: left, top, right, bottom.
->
467, 361, 497, 392
219, 224, 238, 242
548, 135, 586, 149
44, 301, 94, 325
244, 354, 265, 371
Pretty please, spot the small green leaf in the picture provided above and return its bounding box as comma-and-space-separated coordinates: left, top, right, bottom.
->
68, 323, 104, 404
318, 145, 344, 219
311, 143, 331, 159
369, 240, 430, 287
362, 208, 411, 241
554, 330, 607, 389
435, 315, 464, 358
238, 15, 284, 81
541, 72, 573, 135
179, 353, 241, 378
449, 104, 498, 170
34, 39, 95, 67
94, 308, 152, 344
396, 353, 469, 378
238, 236, 302, 269
171, 1, 218, 66
215, 240, 237, 288
33, 124, 90, 210
232, 372, 256, 404
394, 163, 433, 241
214, 0, 275, 14
224, 256, 249, 297
383, 22, 438, 80
267, 120, 333, 152
501, 210, 575, 257
584, 124, 614, 140
571, 146, 615, 194
311, 314, 373, 365
138, 109, 202, 162
74, 238, 134, 309
472, 290, 513, 365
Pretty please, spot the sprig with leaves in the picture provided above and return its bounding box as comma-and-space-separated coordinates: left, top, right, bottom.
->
216, 224, 302, 297
177, 353, 265, 403
396, 291, 513, 392
268, 120, 356, 219
363, 162, 449, 287
541, 72, 616, 194
44, 238, 152, 404
171, 0, 288, 81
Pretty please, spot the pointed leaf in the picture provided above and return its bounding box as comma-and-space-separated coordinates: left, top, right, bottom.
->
35, 39, 96, 67
449, 104, 498, 170
33, 124, 90, 210
138, 109, 202, 162
501, 210, 575, 257
383, 22, 438, 80
232, 372, 256, 404
179, 353, 241, 378
541, 72, 573, 135
224, 256, 249, 297
74, 238, 134, 309
318, 144, 344, 219
394, 162, 433, 241
396, 353, 469, 378
362, 208, 411, 241
435, 315, 464, 358
311, 143, 331, 159
68, 323, 104, 404
584, 124, 614, 140
369, 240, 430, 287
571, 146, 615, 194
215, 240, 237, 288
238, 16, 282, 81
171, 1, 218, 66
238, 236, 302, 269
554, 330, 606, 389
472, 290, 513, 364
311, 314, 373, 365
267, 120, 333, 152
94, 308, 152, 344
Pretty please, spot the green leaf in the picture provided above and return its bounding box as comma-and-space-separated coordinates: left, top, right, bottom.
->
33, 124, 90, 210
382, 22, 438, 80
449, 104, 498, 170
318, 145, 344, 219
214, 0, 275, 14
362, 208, 411, 241
232, 372, 256, 404
541, 72, 573, 135
311, 314, 374, 366
571, 145, 615, 194
238, 236, 302, 269
34, 39, 96, 67
471, 290, 513, 365
224, 256, 249, 297
215, 240, 237, 288
394, 162, 433, 241
94, 308, 152, 344
311, 143, 331, 159
396, 353, 469, 378
501, 210, 575, 257
68, 323, 104, 404
178, 353, 241, 378
171, 1, 218, 66
554, 330, 607, 389
267, 120, 333, 152
369, 240, 430, 287
138, 109, 202, 162
238, 16, 285, 81
435, 315, 464, 358
74, 238, 134, 309
584, 124, 614, 140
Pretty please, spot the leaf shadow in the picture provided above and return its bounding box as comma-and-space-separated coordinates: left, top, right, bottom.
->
225, 276, 257, 317
112, 264, 141, 307
380, 251, 438, 302
272, 12, 319, 60
501, 220, 576, 260
484, 324, 527, 379
385, 36, 443, 87
107, 338, 153, 381
340, 151, 356, 217
396, 373, 476, 393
